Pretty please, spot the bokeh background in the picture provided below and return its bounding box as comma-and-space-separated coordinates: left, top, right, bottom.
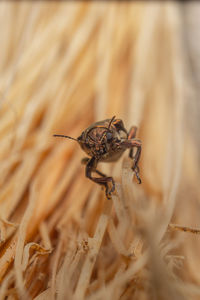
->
0, 1, 200, 299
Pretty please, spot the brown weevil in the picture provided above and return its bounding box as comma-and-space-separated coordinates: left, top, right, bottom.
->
53, 116, 142, 199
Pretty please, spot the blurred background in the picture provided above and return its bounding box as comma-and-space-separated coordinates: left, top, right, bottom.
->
0, 1, 200, 299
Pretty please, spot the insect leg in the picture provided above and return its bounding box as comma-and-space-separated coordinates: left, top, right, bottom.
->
128, 126, 137, 139
121, 139, 142, 184
82, 157, 106, 177
128, 126, 138, 158
85, 157, 115, 199
81, 157, 90, 165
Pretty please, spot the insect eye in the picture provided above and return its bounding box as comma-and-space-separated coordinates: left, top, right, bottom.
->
106, 132, 113, 142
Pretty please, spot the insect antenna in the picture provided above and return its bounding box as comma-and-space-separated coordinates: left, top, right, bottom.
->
53, 134, 77, 141
99, 116, 116, 143
108, 116, 116, 129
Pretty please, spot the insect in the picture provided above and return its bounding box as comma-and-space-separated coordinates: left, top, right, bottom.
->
53, 116, 142, 199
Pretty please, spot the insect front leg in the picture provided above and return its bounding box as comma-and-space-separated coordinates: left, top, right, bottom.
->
85, 157, 115, 199
121, 138, 142, 184
81, 157, 90, 165
82, 157, 107, 177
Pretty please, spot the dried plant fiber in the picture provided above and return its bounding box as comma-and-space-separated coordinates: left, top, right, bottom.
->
0, 1, 200, 300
